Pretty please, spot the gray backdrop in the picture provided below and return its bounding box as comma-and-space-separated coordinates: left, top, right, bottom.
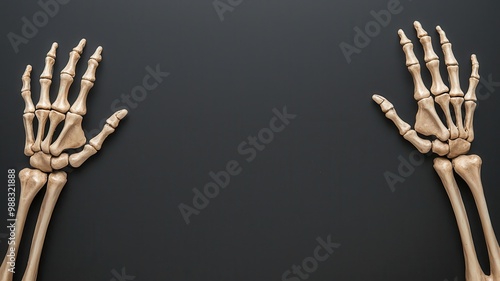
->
1, 0, 500, 280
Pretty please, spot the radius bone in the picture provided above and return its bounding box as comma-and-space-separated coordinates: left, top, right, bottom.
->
0, 169, 47, 281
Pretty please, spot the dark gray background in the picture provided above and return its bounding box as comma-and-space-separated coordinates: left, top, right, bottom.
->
1, 0, 500, 280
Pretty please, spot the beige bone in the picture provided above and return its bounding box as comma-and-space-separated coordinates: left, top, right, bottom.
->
0, 169, 47, 281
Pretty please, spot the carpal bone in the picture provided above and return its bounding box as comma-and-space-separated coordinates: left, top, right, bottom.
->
447, 138, 470, 159
30, 151, 52, 173
51, 153, 69, 170
432, 139, 449, 156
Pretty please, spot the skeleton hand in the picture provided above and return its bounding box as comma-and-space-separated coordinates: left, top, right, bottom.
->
373, 22, 500, 281
0, 39, 127, 281
372, 21, 478, 158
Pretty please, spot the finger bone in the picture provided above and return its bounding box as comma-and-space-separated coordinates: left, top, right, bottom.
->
37, 42, 58, 110
70, 46, 103, 116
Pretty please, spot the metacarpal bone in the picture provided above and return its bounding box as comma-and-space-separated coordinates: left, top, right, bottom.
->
450, 97, 467, 139
32, 109, 50, 152
0, 169, 47, 281
70, 46, 103, 116
464, 101, 477, 143
49, 112, 86, 156
415, 96, 449, 141
434, 93, 459, 139
69, 144, 97, 168
403, 130, 432, 153
37, 43, 58, 110
21, 172, 67, 281
453, 155, 500, 278
23, 113, 35, 157
41, 110, 65, 154
433, 158, 485, 281
52, 39, 86, 113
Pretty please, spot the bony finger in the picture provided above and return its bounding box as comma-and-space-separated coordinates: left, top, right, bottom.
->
68, 109, 128, 168
372, 94, 410, 135
373, 94, 431, 153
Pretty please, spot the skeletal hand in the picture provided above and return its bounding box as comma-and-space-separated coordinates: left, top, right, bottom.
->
373, 22, 500, 281
0, 39, 127, 281
22, 39, 127, 170
372, 21, 478, 159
